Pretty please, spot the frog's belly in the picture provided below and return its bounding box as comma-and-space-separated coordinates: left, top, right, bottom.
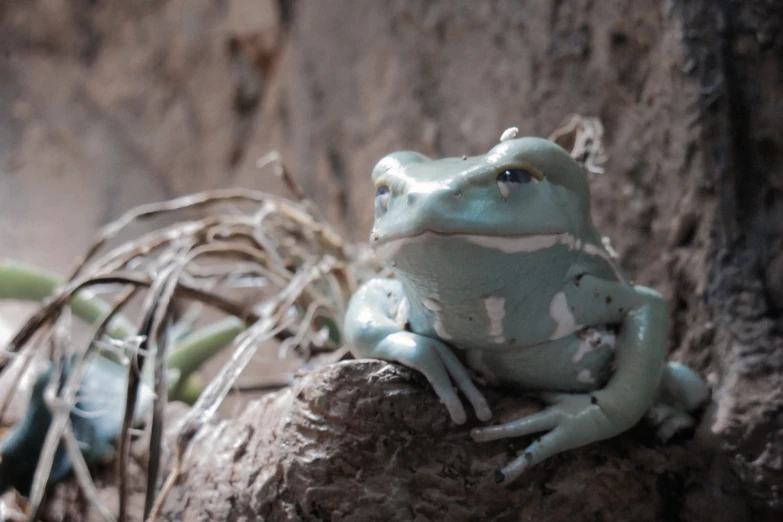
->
463, 327, 617, 392
408, 294, 564, 350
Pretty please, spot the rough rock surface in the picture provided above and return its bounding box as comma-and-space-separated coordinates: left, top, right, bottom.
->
1, 0, 782, 520
40, 361, 742, 522
153, 361, 738, 522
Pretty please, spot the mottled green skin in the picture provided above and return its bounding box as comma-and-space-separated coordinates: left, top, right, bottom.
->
344, 136, 709, 483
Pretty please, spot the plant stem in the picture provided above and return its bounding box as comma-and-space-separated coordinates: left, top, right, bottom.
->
0, 260, 248, 400
167, 316, 246, 395
0, 260, 137, 339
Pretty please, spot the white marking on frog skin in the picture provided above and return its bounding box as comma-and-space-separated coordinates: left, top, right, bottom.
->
499, 127, 519, 142
548, 291, 580, 340
373, 231, 626, 282
466, 350, 500, 386
395, 297, 410, 329
577, 369, 596, 384
465, 233, 565, 253
557, 234, 575, 249
601, 236, 620, 259
423, 298, 452, 340
483, 297, 506, 344
374, 232, 564, 260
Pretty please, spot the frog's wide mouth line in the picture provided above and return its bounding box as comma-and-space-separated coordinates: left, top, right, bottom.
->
373, 230, 626, 281
373, 230, 579, 257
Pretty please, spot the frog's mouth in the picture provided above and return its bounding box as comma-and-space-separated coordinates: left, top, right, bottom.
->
372, 230, 579, 260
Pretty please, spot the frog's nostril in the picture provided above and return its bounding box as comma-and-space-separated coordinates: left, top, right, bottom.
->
406, 193, 418, 206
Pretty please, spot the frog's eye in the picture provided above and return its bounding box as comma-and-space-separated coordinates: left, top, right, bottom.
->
375, 184, 391, 216
497, 168, 534, 184
496, 168, 537, 199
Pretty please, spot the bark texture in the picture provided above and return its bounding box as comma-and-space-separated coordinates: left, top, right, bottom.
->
1, 0, 782, 520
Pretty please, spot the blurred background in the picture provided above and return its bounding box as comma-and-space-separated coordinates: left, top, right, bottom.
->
1, 0, 782, 516
1, 0, 708, 282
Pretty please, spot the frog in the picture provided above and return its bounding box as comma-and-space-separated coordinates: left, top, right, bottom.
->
343, 130, 709, 484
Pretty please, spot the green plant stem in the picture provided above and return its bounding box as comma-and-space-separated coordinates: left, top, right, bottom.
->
172, 373, 204, 405
0, 260, 138, 339
167, 316, 246, 391
0, 260, 247, 400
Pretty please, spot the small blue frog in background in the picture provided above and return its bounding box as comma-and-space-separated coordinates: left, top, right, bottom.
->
0, 356, 152, 496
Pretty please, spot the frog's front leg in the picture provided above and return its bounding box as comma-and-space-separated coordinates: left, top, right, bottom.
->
473, 276, 673, 483
345, 278, 492, 424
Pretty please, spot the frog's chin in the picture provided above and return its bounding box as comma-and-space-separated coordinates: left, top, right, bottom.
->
372, 229, 579, 261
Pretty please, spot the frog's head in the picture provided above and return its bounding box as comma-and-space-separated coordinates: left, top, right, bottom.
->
370, 136, 598, 260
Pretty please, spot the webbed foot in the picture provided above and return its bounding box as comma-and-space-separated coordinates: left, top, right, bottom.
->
649, 361, 710, 443
657, 362, 710, 412
471, 392, 614, 483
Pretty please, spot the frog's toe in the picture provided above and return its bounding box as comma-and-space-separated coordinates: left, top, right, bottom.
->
440, 393, 468, 425
470, 395, 493, 422
648, 403, 697, 443
471, 409, 560, 443
447, 362, 492, 421
473, 394, 620, 483
431, 343, 492, 422
421, 364, 467, 424
493, 426, 571, 484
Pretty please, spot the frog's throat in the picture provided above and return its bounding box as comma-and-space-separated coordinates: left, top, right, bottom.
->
373, 230, 624, 281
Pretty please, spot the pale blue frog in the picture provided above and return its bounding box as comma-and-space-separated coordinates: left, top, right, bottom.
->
344, 131, 709, 484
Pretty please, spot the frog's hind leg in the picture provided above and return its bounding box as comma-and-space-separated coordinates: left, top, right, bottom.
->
649, 361, 710, 442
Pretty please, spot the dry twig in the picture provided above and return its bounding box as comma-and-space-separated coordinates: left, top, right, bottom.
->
1, 163, 379, 521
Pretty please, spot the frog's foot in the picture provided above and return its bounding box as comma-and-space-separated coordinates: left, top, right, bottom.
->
649, 362, 710, 443
647, 403, 697, 443
471, 392, 614, 484
658, 362, 710, 413
378, 332, 492, 424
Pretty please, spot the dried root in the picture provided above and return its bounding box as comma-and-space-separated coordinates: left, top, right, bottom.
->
0, 157, 380, 522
